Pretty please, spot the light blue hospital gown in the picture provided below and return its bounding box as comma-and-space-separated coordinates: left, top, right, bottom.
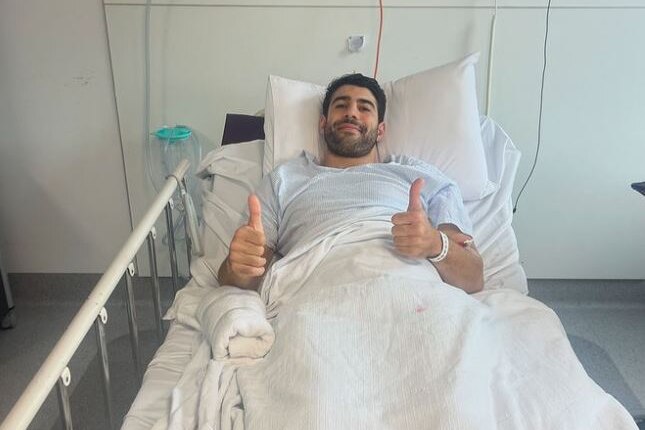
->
254, 151, 472, 255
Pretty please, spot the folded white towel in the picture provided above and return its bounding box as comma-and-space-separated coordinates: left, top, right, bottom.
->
196, 286, 275, 364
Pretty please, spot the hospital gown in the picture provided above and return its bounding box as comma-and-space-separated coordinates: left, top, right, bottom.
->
254, 151, 473, 255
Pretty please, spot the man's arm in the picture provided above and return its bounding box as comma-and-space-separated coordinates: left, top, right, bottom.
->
391, 178, 484, 294
217, 194, 275, 291
430, 224, 483, 294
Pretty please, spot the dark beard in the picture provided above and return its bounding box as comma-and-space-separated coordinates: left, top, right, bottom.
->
323, 121, 378, 158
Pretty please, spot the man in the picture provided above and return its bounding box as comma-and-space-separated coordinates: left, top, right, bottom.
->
218, 73, 484, 294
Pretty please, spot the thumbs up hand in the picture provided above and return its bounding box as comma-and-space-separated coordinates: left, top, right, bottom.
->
227, 194, 268, 278
391, 178, 443, 259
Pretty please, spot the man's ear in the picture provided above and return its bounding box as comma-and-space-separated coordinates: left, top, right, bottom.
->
377, 122, 385, 142
319, 115, 327, 133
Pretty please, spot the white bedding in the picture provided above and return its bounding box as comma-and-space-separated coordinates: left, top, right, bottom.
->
123, 281, 273, 430
121, 117, 635, 429
125, 226, 636, 430
238, 222, 635, 429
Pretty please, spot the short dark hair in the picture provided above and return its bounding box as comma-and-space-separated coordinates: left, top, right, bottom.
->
322, 73, 386, 122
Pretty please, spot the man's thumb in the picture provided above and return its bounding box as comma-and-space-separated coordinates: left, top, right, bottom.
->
407, 178, 425, 212
247, 194, 263, 232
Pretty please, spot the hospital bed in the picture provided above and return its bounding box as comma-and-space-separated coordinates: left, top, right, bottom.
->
1, 56, 640, 429
118, 111, 637, 429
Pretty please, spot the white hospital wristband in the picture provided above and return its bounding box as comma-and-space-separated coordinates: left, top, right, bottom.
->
427, 231, 449, 264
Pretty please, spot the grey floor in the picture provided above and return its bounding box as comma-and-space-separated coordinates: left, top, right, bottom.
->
1, 275, 644, 429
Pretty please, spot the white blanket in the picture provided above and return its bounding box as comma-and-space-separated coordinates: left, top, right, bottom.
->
138, 286, 274, 430
197, 286, 274, 363
231, 221, 636, 429
146, 221, 637, 430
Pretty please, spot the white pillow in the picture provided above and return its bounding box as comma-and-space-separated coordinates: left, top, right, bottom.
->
263, 53, 494, 201
190, 140, 265, 288
263, 77, 325, 177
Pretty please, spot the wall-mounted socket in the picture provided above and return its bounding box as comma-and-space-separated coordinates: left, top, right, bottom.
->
347, 35, 366, 53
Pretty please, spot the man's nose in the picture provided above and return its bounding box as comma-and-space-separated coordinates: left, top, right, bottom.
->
344, 103, 359, 119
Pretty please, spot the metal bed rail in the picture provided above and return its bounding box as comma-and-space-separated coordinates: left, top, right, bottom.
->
0, 159, 191, 430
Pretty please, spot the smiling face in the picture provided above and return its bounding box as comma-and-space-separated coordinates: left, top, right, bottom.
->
320, 85, 385, 159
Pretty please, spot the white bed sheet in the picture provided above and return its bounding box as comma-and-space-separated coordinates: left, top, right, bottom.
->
467, 116, 527, 293
122, 289, 204, 430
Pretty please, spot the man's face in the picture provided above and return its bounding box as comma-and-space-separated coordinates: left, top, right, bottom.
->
320, 85, 385, 158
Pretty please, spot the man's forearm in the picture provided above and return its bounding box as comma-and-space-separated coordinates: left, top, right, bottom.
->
432, 234, 484, 294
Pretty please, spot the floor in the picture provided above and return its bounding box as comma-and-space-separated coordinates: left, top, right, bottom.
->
0, 274, 176, 430
0, 275, 644, 429
530, 279, 645, 420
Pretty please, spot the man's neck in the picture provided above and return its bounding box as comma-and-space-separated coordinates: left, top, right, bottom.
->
320, 147, 379, 169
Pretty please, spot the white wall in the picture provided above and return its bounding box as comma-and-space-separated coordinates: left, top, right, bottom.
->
0, 0, 643, 278
492, 6, 645, 278
0, 0, 131, 273
105, 0, 645, 279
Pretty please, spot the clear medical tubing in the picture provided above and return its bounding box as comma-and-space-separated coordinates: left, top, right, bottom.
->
486, 0, 498, 116
182, 184, 203, 256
